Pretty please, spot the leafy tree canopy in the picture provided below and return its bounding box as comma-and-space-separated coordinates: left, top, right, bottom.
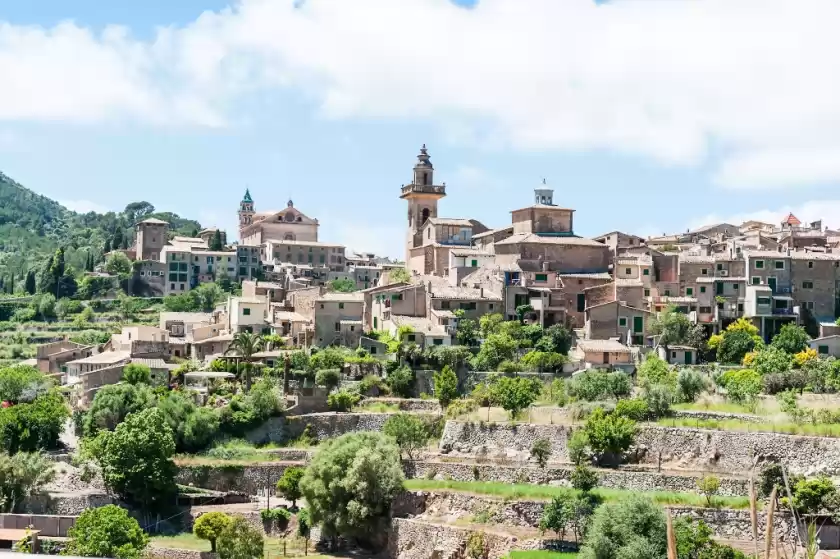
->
65, 505, 148, 559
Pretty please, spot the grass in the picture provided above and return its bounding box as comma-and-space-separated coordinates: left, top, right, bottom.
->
672, 401, 758, 415
656, 416, 840, 437
150, 533, 330, 558
353, 401, 400, 413
506, 552, 578, 559
175, 440, 301, 466
404, 479, 751, 509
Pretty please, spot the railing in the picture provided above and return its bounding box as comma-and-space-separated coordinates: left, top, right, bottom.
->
401, 184, 446, 196
772, 307, 796, 315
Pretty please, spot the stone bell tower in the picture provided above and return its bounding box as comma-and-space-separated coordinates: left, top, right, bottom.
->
238, 188, 255, 241
399, 144, 446, 264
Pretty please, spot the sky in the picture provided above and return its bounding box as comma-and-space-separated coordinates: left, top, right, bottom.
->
2, 0, 840, 259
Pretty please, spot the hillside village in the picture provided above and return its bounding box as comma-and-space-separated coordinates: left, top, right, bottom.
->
3, 146, 840, 558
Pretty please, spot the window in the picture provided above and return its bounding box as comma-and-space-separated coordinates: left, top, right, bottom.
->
716, 263, 723, 271
738, 303, 744, 312
733, 283, 739, 291
239, 267, 247, 276
686, 287, 693, 296
625, 268, 632, 275
618, 317, 627, 327
808, 261, 814, 269
805, 301, 815, 310
752, 277, 761, 285
664, 289, 671, 296
179, 284, 185, 291
699, 306, 711, 314
576, 293, 585, 312
407, 334, 416, 342
757, 297, 771, 305
460, 302, 477, 311
535, 273, 548, 282
335, 322, 340, 332
433, 338, 443, 346
671, 351, 677, 359
701, 268, 708, 275
819, 345, 829, 355
170, 283, 175, 290
489, 304, 494, 310
643, 269, 650, 276
471, 259, 478, 267
243, 308, 251, 316
803, 281, 814, 289
644, 288, 650, 297
755, 260, 765, 269
775, 261, 785, 270
339, 302, 345, 309
441, 300, 450, 310
700, 286, 706, 293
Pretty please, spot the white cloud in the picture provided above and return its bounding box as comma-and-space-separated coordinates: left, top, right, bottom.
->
688, 200, 840, 232
59, 199, 109, 214
451, 165, 503, 190
6, 0, 840, 186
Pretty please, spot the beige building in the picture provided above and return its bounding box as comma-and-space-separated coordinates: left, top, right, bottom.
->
34, 341, 95, 376
313, 292, 364, 347
226, 297, 269, 335
135, 218, 168, 261
575, 339, 634, 369
239, 192, 319, 245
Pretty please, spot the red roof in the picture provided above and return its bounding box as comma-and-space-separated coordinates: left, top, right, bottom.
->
782, 212, 801, 226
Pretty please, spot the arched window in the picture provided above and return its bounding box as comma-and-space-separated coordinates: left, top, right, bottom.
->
421, 208, 430, 225
284, 233, 295, 241
424, 172, 430, 185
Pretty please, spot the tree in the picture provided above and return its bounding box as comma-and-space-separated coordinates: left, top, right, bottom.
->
194, 511, 232, 553
637, 354, 674, 388
673, 517, 748, 559
472, 333, 517, 370
94, 407, 177, 511
297, 508, 312, 550
0, 390, 70, 453
697, 475, 720, 507
389, 267, 411, 284
262, 333, 284, 351
329, 278, 357, 292
225, 331, 265, 392
300, 432, 404, 543
315, 369, 341, 392
23, 271, 35, 295
216, 515, 265, 559
124, 201, 156, 222
209, 229, 224, 251
276, 467, 305, 508
105, 252, 132, 277
538, 324, 573, 355
567, 430, 590, 466
578, 495, 666, 559
479, 314, 505, 339
748, 346, 792, 376
571, 464, 599, 492
454, 311, 479, 347
122, 363, 151, 385
717, 329, 759, 364
383, 413, 429, 460
539, 495, 574, 540
676, 369, 706, 403
433, 366, 459, 408
651, 306, 694, 347
520, 351, 567, 373
643, 383, 674, 418
0, 365, 51, 403
36, 293, 56, 321
567, 371, 631, 401
0, 452, 55, 513
386, 365, 415, 398
583, 407, 636, 465
531, 438, 552, 468
771, 323, 810, 355
328, 390, 360, 411
790, 476, 837, 515
717, 369, 762, 405
65, 505, 148, 559
83, 383, 156, 436
491, 376, 541, 419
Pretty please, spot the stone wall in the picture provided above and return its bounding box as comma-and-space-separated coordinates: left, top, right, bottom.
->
440, 420, 840, 475
405, 461, 749, 497
177, 464, 293, 494
145, 547, 217, 559
394, 491, 797, 543
246, 412, 438, 445
25, 493, 114, 515
364, 398, 442, 413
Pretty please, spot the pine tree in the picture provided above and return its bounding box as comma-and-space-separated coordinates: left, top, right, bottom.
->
209, 230, 224, 251
112, 228, 124, 251
9, 273, 15, 294
104, 239, 112, 254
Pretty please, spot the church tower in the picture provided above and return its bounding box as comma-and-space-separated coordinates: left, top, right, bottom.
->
400, 144, 446, 263
238, 188, 255, 241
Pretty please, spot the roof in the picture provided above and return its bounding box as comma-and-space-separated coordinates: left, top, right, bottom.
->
340, 319, 363, 325
431, 308, 457, 319
160, 312, 213, 324
615, 278, 644, 287
426, 217, 474, 227
510, 204, 574, 213
577, 339, 631, 352
391, 315, 447, 336
427, 283, 503, 301
185, 371, 235, 379
68, 351, 131, 366
316, 292, 365, 302
616, 255, 653, 265
696, 276, 746, 283
587, 300, 652, 314
450, 248, 494, 257
137, 217, 168, 225
192, 333, 234, 344
130, 358, 176, 370
242, 188, 253, 203
690, 222, 738, 234
811, 335, 840, 342
252, 350, 291, 358
266, 239, 344, 248
495, 233, 605, 247
655, 296, 698, 304
593, 230, 644, 241
472, 226, 513, 240
783, 212, 802, 226
559, 272, 613, 280
679, 255, 716, 264
273, 311, 308, 322
668, 345, 697, 351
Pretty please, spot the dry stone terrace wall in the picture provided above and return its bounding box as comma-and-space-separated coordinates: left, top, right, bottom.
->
176, 463, 295, 494
441, 420, 840, 475
394, 491, 798, 543
245, 412, 439, 445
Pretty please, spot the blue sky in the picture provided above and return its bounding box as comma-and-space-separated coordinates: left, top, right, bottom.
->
2, 0, 840, 259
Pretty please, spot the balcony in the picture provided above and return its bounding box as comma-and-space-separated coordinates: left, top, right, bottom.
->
772, 307, 797, 316
400, 184, 446, 198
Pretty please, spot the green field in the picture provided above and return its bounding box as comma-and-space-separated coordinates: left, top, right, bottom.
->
656, 416, 840, 437
404, 479, 750, 509
506, 552, 578, 559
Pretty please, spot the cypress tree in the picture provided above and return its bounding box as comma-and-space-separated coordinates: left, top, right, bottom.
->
24, 271, 36, 295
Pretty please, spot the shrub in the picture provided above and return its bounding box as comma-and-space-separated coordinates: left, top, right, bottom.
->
122, 363, 151, 385
676, 369, 706, 402
567, 371, 631, 401
276, 467, 305, 508
358, 374, 388, 396
696, 475, 721, 507
300, 432, 404, 544
83, 383, 156, 436
193, 511, 232, 553
383, 413, 429, 460
217, 515, 264, 559
0, 390, 69, 453
567, 430, 590, 466
789, 477, 837, 515
643, 383, 674, 418
750, 347, 792, 376
637, 354, 675, 388
570, 464, 599, 492
771, 323, 810, 355
386, 365, 415, 398
0, 365, 51, 403
614, 398, 649, 421
496, 360, 519, 374
520, 351, 566, 373
0, 452, 55, 513
758, 463, 802, 498
328, 390, 360, 412
433, 366, 459, 408
717, 369, 762, 405
260, 507, 292, 528
315, 369, 341, 392
530, 438, 551, 468
583, 408, 636, 465
546, 378, 568, 406
65, 505, 148, 559
578, 495, 666, 559
445, 398, 478, 419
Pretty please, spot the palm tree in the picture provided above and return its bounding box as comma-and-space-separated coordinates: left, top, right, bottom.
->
225, 331, 264, 392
